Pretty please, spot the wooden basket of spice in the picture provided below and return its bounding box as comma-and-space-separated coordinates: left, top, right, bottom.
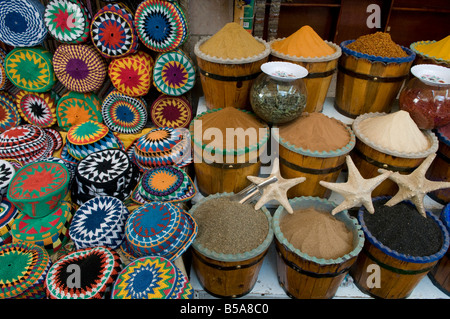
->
189, 107, 270, 196
273, 112, 355, 198
189, 193, 274, 298
335, 32, 415, 118
428, 203, 450, 296
194, 22, 270, 110
272, 196, 364, 299
426, 124, 450, 204
351, 111, 438, 197
410, 36, 450, 69
350, 197, 449, 299
269, 25, 342, 113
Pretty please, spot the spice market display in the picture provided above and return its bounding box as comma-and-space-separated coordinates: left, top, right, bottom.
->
0, 0, 449, 302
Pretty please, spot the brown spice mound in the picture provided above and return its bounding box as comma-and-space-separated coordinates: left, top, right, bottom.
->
280, 208, 354, 260
347, 32, 408, 58
193, 197, 269, 255
278, 112, 351, 152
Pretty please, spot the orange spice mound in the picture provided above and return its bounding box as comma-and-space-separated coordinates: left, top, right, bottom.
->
347, 32, 407, 58
271, 25, 336, 58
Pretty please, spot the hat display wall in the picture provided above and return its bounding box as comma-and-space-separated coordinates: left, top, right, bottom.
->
69, 196, 130, 250
123, 201, 197, 261
5, 47, 56, 93
153, 49, 196, 96
130, 126, 193, 170
0, 124, 58, 166
7, 161, 70, 218
150, 94, 192, 128
0, 242, 51, 299
0, 198, 19, 246
53, 44, 107, 93
45, 246, 122, 299
102, 90, 148, 134
91, 3, 139, 58
0, 0, 48, 47
0, 48, 11, 91
65, 120, 123, 161
10, 201, 73, 254
16, 90, 57, 128
71, 148, 140, 204
131, 165, 196, 204
0, 159, 15, 200
0, 91, 21, 133
111, 255, 193, 299
108, 51, 154, 97
56, 91, 102, 131
44, 0, 91, 44
134, 0, 188, 53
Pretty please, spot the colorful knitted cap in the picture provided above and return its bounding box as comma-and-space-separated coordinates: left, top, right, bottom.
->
153, 49, 196, 96
134, 0, 188, 53
0, 159, 15, 199
53, 44, 107, 93
7, 161, 70, 218
150, 94, 192, 128
0, 91, 21, 133
102, 89, 148, 134
56, 91, 102, 131
16, 90, 58, 128
69, 196, 130, 250
10, 201, 72, 254
108, 51, 154, 97
0, 198, 18, 247
0, 0, 48, 47
44, 0, 91, 44
91, 3, 139, 58
0, 242, 51, 299
5, 47, 56, 93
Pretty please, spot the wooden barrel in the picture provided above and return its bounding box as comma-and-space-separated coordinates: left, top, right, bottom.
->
272, 197, 364, 299
194, 37, 270, 110
189, 108, 270, 196
270, 40, 341, 113
335, 40, 415, 118
274, 116, 356, 198
351, 112, 439, 197
428, 204, 450, 296
426, 128, 450, 204
189, 195, 274, 298
350, 200, 450, 299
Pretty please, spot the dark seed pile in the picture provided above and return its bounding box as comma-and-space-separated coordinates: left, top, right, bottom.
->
193, 196, 269, 255
363, 199, 443, 257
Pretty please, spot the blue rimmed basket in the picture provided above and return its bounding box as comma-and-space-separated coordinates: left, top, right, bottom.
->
350, 197, 450, 299
189, 108, 270, 196
410, 40, 450, 69
427, 203, 450, 296
272, 196, 364, 299
189, 192, 274, 298
335, 39, 416, 118
273, 112, 355, 199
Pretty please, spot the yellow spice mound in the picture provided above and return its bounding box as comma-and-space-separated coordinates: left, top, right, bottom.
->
415, 35, 450, 61
280, 208, 354, 260
199, 22, 266, 60
358, 111, 430, 154
271, 25, 336, 58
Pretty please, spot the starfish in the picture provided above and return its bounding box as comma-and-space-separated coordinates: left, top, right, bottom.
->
378, 153, 450, 218
319, 155, 392, 215
247, 157, 306, 214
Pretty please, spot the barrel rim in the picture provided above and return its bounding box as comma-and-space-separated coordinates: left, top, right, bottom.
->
410, 41, 450, 65
272, 196, 365, 265
189, 192, 274, 262
194, 36, 271, 65
442, 204, 450, 234
352, 112, 439, 159
435, 126, 450, 148
269, 39, 342, 63
189, 108, 270, 156
273, 112, 356, 158
340, 39, 416, 64
357, 196, 450, 264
